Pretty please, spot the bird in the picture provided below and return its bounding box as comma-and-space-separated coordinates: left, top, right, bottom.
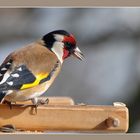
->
0, 30, 84, 108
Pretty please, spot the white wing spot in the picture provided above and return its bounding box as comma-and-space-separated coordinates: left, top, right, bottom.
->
7, 62, 11, 65
17, 67, 22, 71
7, 81, 13, 86
0, 72, 10, 84
11, 73, 19, 78
1, 67, 7, 71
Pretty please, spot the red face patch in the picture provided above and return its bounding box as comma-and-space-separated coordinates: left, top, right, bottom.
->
63, 48, 70, 60
63, 35, 76, 45
62, 34, 76, 60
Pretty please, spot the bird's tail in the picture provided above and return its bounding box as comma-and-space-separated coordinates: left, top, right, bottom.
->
0, 91, 7, 103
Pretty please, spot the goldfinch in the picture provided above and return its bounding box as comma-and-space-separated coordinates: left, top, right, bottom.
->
0, 30, 84, 106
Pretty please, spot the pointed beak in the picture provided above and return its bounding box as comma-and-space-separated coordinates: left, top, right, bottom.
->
73, 46, 85, 61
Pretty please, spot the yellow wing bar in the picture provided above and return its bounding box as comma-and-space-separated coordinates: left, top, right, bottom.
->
20, 73, 49, 90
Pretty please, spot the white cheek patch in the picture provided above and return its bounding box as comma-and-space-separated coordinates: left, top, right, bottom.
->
52, 42, 64, 64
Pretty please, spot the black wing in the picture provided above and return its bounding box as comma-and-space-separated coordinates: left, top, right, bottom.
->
0, 65, 36, 91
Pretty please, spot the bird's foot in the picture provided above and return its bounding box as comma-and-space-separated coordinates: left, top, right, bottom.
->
31, 97, 49, 114
32, 104, 38, 114
37, 97, 49, 105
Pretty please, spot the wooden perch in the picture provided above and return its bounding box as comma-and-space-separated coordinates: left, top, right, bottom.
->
0, 97, 129, 133
16, 96, 75, 105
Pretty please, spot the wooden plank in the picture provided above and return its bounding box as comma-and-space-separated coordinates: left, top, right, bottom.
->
0, 102, 129, 133
16, 96, 75, 105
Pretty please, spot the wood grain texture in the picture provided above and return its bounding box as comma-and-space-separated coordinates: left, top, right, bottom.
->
0, 102, 129, 133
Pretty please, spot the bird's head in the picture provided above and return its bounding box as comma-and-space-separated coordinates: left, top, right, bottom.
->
42, 30, 84, 63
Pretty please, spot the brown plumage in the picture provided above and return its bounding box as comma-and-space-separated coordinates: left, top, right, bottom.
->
0, 30, 84, 105
9, 40, 58, 75
3, 40, 61, 103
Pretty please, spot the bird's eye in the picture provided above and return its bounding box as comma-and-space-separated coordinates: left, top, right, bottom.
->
64, 41, 76, 52
65, 42, 71, 47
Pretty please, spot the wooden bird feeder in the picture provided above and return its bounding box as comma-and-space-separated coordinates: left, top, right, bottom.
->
0, 96, 129, 133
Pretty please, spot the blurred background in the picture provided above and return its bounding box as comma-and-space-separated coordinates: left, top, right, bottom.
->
0, 8, 140, 132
